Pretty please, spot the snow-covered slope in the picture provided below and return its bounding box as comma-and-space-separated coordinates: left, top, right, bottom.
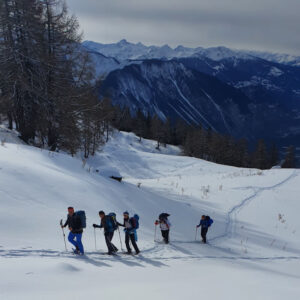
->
1, 130, 300, 299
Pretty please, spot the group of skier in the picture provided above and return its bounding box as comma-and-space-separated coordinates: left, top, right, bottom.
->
61, 207, 213, 256
92, 210, 140, 255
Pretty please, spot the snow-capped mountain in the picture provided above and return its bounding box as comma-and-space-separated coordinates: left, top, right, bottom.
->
83, 39, 300, 66
83, 40, 300, 153
83, 39, 202, 61
88, 50, 121, 78
99, 60, 253, 137
83, 40, 255, 62
244, 50, 300, 67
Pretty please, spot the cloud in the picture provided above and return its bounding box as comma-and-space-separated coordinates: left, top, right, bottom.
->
68, 0, 300, 55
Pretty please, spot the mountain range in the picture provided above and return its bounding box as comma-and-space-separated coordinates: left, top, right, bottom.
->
84, 39, 300, 67
83, 39, 300, 155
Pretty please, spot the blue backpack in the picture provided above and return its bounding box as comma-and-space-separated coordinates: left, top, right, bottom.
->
206, 216, 213, 227
75, 211, 86, 228
108, 212, 118, 231
131, 214, 140, 230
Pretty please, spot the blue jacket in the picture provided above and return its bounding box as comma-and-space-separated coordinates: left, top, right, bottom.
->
197, 218, 213, 228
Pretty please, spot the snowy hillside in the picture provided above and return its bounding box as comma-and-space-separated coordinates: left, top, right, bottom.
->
1, 129, 300, 299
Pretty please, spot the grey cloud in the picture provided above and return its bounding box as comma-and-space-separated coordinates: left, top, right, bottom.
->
68, 0, 300, 55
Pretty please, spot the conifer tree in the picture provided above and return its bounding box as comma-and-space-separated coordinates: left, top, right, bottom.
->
269, 143, 279, 168
252, 139, 268, 169
282, 146, 296, 168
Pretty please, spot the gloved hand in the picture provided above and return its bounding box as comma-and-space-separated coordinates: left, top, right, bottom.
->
155, 220, 159, 225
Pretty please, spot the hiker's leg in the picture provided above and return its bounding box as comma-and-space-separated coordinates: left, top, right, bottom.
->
125, 232, 131, 252
165, 230, 169, 244
130, 233, 140, 253
68, 232, 77, 248
75, 233, 84, 254
162, 230, 168, 243
201, 228, 207, 243
105, 232, 114, 253
109, 232, 118, 252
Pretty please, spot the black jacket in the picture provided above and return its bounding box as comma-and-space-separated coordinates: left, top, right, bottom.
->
94, 216, 114, 233
64, 213, 83, 234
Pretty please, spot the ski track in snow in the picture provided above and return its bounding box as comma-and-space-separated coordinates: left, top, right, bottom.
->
211, 169, 298, 243
1, 247, 299, 263
136, 169, 300, 262
1, 131, 300, 269
1, 131, 300, 300
0, 168, 299, 264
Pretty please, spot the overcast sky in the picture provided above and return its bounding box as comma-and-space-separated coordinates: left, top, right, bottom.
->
68, 0, 300, 55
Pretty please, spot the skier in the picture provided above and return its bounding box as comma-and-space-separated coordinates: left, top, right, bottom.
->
93, 211, 118, 255
196, 215, 213, 244
61, 207, 84, 255
155, 213, 171, 244
117, 211, 140, 255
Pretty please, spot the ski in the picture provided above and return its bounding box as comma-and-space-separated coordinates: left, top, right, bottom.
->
72, 248, 85, 256
154, 240, 167, 244
119, 252, 141, 256
97, 252, 119, 256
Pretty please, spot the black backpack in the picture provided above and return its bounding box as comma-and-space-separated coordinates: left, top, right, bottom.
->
70, 211, 86, 228
159, 213, 170, 221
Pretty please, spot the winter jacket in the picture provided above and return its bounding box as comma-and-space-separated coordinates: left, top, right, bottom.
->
63, 213, 83, 234
159, 219, 171, 231
118, 218, 137, 234
94, 216, 114, 233
197, 218, 213, 229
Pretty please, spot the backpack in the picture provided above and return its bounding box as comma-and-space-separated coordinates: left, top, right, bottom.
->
75, 211, 86, 228
131, 214, 140, 230
159, 213, 170, 221
108, 212, 118, 231
206, 215, 213, 227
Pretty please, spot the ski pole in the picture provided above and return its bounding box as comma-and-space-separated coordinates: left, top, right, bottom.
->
154, 224, 157, 242
60, 219, 67, 252
94, 227, 97, 251
118, 227, 124, 251
195, 227, 198, 241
